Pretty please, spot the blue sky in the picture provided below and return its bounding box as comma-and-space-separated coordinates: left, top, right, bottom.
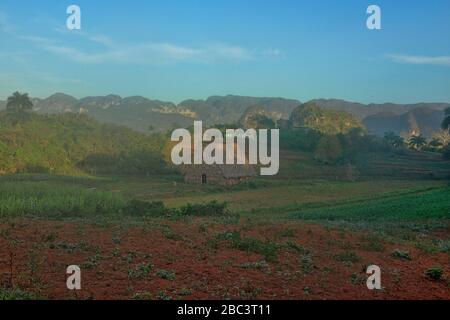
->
0, 0, 449, 103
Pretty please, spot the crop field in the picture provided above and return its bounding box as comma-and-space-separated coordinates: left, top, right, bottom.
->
0, 174, 449, 300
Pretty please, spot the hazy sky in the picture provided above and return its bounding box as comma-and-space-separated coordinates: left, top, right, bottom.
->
0, 0, 449, 103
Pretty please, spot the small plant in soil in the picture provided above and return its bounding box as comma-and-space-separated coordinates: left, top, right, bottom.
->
156, 290, 172, 300
286, 241, 310, 254
300, 254, 314, 273
156, 269, 176, 280
425, 267, 443, 281
179, 288, 193, 296
131, 291, 152, 300
350, 273, 366, 285
392, 249, 411, 260
128, 263, 154, 279
334, 251, 361, 264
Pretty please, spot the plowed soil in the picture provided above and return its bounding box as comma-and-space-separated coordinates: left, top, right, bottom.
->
0, 219, 449, 300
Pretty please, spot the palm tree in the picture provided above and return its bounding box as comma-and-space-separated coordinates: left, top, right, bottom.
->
384, 131, 404, 148
6, 91, 33, 123
392, 136, 405, 148
7, 91, 33, 111
408, 134, 427, 150
442, 107, 450, 132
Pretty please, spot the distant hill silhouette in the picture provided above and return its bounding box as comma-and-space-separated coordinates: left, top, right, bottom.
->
1, 94, 448, 135
363, 107, 445, 138
178, 95, 299, 124
310, 99, 449, 119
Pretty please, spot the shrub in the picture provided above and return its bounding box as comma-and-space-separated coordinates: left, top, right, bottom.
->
314, 135, 344, 164
334, 251, 361, 264
128, 263, 154, 279
123, 199, 167, 217
156, 269, 176, 280
217, 231, 279, 261
425, 267, 443, 281
0, 287, 40, 300
443, 145, 450, 160
392, 249, 412, 260
175, 201, 229, 216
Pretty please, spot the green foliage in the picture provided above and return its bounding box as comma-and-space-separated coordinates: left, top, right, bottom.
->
443, 145, 450, 160
384, 132, 405, 148
5, 92, 34, 125
289, 102, 365, 135
314, 135, 343, 164
280, 128, 321, 151
0, 112, 170, 175
441, 107, 450, 131
0, 181, 124, 218
128, 263, 154, 279
334, 251, 361, 264
408, 134, 427, 150
392, 249, 412, 260
217, 231, 279, 261
292, 187, 450, 222
425, 267, 443, 280
175, 200, 229, 216
155, 269, 176, 280
122, 200, 167, 217
0, 287, 40, 300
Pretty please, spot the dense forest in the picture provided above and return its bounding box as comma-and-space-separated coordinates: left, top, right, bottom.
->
1, 92, 449, 176
0, 112, 169, 175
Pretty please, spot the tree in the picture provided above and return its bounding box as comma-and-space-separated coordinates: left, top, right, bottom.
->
441, 107, 450, 132
384, 131, 404, 148
6, 91, 33, 123
314, 135, 343, 164
432, 130, 450, 148
408, 134, 427, 150
443, 145, 450, 160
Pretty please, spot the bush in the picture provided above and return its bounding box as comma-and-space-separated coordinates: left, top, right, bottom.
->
425, 267, 443, 280
123, 199, 167, 217
392, 249, 412, 260
175, 201, 229, 216
443, 145, 450, 160
217, 231, 279, 261
314, 135, 344, 164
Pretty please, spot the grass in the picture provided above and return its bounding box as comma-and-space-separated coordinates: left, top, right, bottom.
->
155, 269, 176, 280
334, 251, 362, 264
0, 287, 41, 300
0, 181, 124, 218
128, 263, 154, 279
217, 231, 279, 261
292, 186, 450, 222
425, 267, 444, 280
392, 249, 412, 260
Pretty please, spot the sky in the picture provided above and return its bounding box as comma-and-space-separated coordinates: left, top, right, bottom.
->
0, 0, 449, 104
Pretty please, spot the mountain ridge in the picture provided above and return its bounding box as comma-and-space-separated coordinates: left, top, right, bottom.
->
1, 93, 448, 135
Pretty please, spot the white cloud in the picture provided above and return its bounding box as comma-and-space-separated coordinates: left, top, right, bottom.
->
388, 54, 450, 67
17, 28, 280, 65
18, 32, 266, 65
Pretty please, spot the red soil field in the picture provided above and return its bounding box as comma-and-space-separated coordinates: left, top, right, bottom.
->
0, 219, 449, 300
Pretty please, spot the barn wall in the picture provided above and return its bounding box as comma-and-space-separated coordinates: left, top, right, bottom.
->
183, 165, 255, 185
183, 165, 226, 185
